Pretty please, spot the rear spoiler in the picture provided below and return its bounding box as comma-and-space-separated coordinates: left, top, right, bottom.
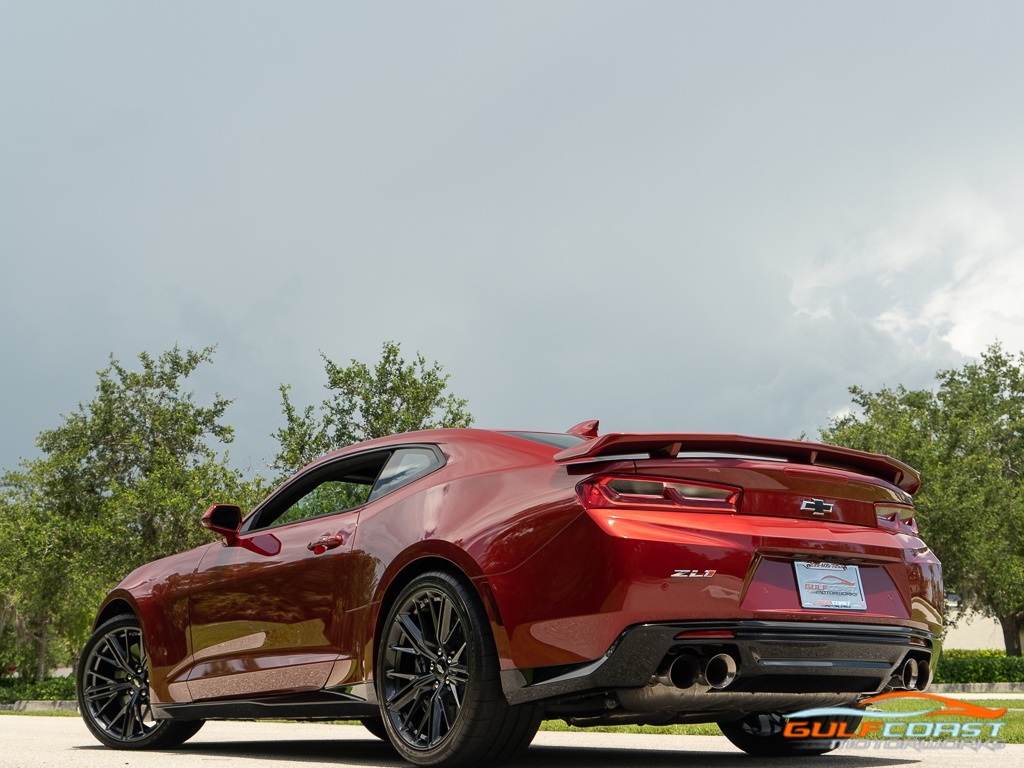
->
553, 433, 921, 494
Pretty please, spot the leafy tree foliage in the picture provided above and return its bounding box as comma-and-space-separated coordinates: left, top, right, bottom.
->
0, 341, 468, 680
0, 346, 260, 679
272, 341, 473, 476
33, 346, 255, 561
0, 468, 93, 681
819, 343, 1024, 655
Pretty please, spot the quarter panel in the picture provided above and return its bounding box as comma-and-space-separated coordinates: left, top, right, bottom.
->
352, 449, 585, 678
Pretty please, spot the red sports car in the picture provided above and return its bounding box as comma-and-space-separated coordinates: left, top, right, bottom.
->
77, 423, 942, 765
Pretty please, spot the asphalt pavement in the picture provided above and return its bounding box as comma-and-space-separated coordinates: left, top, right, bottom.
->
1, 716, 1021, 768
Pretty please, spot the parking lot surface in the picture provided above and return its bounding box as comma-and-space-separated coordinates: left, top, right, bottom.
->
0, 716, 1019, 768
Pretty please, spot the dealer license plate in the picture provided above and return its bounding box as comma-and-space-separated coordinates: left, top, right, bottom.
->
794, 562, 867, 611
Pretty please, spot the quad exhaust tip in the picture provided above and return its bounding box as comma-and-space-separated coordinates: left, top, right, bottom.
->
891, 657, 930, 691
702, 653, 738, 689
660, 652, 738, 690
660, 654, 701, 689
915, 660, 930, 691
901, 658, 919, 690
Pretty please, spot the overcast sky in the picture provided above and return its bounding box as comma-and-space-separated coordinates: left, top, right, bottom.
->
4, 2, 1024, 475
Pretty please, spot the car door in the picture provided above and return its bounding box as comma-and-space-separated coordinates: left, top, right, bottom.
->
184, 450, 391, 701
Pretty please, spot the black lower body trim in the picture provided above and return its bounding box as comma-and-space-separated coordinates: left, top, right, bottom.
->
154, 690, 379, 721
501, 620, 936, 705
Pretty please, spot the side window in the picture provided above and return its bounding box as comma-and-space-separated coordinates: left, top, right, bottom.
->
258, 452, 390, 529
367, 447, 442, 503
269, 479, 372, 528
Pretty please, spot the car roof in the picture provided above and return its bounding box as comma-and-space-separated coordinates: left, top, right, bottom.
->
300, 428, 565, 471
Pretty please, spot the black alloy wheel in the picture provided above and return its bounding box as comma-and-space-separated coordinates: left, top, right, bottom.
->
377, 571, 541, 767
381, 580, 471, 749
718, 711, 862, 757
77, 614, 203, 750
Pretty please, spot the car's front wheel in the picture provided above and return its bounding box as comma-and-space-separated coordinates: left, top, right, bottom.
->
718, 711, 862, 757
376, 571, 541, 767
77, 614, 203, 750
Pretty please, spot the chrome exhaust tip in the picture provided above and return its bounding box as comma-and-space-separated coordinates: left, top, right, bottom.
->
700, 653, 738, 690
659, 655, 701, 690
915, 660, 930, 691
901, 658, 919, 690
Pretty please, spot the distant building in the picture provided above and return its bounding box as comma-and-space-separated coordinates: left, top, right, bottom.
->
943, 597, 1005, 651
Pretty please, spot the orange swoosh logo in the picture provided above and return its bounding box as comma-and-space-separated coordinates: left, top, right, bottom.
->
860, 692, 1007, 719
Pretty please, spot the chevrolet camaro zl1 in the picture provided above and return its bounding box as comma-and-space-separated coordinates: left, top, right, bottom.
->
77, 422, 942, 765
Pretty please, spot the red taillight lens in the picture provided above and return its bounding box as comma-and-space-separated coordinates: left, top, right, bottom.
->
875, 503, 917, 533
577, 476, 741, 513
674, 630, 736, 640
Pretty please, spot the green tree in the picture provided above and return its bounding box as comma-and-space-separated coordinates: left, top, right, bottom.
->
33, 346, 252, 561
819, 343, 1024, 655
0, 345, 260, 678
272, 341, 473, 476
0, 467, 95, 681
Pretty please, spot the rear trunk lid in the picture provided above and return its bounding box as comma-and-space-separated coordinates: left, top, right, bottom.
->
556, 432, 918, 528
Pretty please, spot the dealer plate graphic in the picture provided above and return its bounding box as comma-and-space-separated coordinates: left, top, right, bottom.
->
794, 561, 867, 611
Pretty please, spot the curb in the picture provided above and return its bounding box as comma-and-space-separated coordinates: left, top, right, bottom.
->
930, 683, 1024, 693
0, 700, 78, 712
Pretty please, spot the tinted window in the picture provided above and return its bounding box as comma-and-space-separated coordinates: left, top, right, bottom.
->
268, 479, 374, 528
502, 431, 588, 449
255, 452, 390, 529
367, 447, 442, 503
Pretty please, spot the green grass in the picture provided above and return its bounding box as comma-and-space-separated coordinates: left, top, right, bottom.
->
536, 699, 1024, 742
539, 720, 722, 736
850, 697, 1023, 743
865, 698, 1022, 711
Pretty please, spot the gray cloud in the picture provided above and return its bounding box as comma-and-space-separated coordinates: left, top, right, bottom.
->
3, 2, 1023, 473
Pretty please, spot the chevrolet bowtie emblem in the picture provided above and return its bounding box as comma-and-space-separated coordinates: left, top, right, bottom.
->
800, 498, 834, 516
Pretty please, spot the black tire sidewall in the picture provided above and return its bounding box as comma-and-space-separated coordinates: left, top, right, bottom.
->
77, 614, 201, 750
359, 716, 391, 742
718, 712, 862, 757
375, 571, 495, 766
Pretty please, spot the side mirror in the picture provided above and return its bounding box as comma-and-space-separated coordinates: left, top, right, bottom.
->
202, 504, 242, 545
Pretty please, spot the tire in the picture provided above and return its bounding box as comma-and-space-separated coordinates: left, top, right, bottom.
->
718, 712, 862, 757
360, 716, 390, 741
77, 614, 204, 750
376, 570, 542, 767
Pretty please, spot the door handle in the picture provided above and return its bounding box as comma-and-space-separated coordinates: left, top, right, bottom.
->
307, 533, 345, 555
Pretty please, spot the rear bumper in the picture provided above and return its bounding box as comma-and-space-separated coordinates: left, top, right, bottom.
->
501, 620, 938, 705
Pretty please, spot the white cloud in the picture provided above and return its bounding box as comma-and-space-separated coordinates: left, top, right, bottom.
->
920, 244, 1024, 356
790, 194, 1024, 359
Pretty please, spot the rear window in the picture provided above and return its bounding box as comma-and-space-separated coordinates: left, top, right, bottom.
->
367, 446, 443, 502
502, 431, 588, 449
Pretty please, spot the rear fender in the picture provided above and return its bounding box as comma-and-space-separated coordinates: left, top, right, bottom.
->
364, 543, 512, 681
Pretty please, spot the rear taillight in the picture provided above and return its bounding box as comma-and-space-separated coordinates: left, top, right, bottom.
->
875, 503, 917, 533
578, 476, 741, 513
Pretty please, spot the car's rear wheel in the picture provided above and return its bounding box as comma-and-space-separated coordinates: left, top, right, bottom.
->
718, 712, 861, 757
77, 614, 203, 750
376, 571, 541, 767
